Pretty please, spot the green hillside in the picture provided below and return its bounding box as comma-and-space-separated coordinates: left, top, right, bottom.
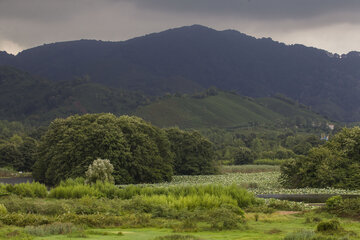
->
0, 66, 149, 124
134, 92, 328, 129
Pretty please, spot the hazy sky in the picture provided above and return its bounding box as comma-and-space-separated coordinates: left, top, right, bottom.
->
1, 0, 360, 55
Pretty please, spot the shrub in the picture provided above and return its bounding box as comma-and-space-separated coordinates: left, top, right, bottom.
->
85, 158, 114, 184
316, 220, 342, 232
5, 182, 47, 198
265, 199, 305, 211
0, 213, 53, 227
0, 195, 67, 215
325, 196, 360, 218
48, 184, 102, 199
0, 204, 7, 215
207, 204, 244, 230
325, 196, 343, 211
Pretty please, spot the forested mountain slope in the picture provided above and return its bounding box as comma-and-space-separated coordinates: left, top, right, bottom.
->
1, 25, 360, 121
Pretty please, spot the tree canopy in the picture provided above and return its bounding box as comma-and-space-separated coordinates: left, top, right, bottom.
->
280, 127, 360, 189
166, 128, 217, 175
33, 114, 174, 185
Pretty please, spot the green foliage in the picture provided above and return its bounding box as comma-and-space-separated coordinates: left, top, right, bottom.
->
0, 66, 149, 124
325, 196, 343, 211
0, 135, 38, 172
85, 158, 115, 184
234, 147, 256, 165
24, 222, 81, 236
135, 91, 329, 130
207, 204, 244, 230
254, 158, 288, 165
0, 204, 7, 215
316, 220, 342, 232
4, 182, 47, 198
166, 128, 218, 175
48, 184, 102, 199
325, 196, 360, 219
283, 230, 315, 240
154, 235, 202, 240
33, 113, 173, 185
0, 213, 52, 227
281, 127, 360, 189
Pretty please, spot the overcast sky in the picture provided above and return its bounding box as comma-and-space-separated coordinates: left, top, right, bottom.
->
1, 0, 360, 55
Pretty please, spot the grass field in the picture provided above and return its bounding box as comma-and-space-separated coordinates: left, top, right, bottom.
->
1, 213, 355, 240
1, 165, 360, 240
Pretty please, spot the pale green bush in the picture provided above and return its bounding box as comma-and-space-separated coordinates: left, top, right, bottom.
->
85, 158, 114, 184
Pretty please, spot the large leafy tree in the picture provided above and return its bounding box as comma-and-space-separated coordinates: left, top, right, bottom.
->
166, 128, 218, 175
33, 113, 173, 185
281, 127, 360, 189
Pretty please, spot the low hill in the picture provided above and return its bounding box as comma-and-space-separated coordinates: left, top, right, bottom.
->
1, 25, 360, 121
133, 91, 329, 129
0, 66, 148, 124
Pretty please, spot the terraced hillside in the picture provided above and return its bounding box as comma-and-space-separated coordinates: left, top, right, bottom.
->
134, 92, 327, 129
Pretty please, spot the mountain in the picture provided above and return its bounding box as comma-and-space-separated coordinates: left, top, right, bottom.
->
0, 66, 148, 124
133, 90, 329, 129
1, 25, 360, 121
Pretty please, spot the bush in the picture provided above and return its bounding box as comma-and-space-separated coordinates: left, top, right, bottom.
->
0, 195, 67, 215
85, 158, 114, 184
316, 220, 342, 232
325, 196, 360, 219
5, 182, 47, 198
207, 204, 244, 230
0, 204, 7, 215
0, 213, 53, 227
325, 196, 343, 211
265, 199, 305, 211
48, 184, 102, 199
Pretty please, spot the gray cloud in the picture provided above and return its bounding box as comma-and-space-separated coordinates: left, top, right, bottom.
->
0, 0, 359, 54
128, 0, 360, 21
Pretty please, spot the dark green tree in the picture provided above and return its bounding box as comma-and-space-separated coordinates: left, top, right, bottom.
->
33, 113, 173, 185
281, 127, 360, 189
234, 147, 256, 165
0, 142, 22, 169
166, 128, 218, 175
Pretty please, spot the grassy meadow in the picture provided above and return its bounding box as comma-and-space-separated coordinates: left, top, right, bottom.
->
1, 165, 360, 240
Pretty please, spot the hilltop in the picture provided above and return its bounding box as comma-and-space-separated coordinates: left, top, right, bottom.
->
1, 25, 360, 121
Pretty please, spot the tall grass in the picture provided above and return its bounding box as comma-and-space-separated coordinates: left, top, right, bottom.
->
3, 182, 47, 198
48, 179, 257, 210
24, 222, 81, 236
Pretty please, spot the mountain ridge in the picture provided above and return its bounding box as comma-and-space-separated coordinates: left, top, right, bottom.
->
1, 25, 360, 121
